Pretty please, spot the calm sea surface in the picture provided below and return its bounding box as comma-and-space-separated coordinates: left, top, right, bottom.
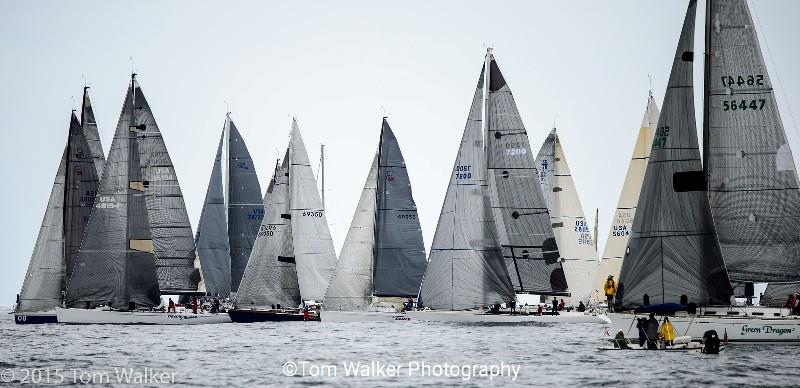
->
2, 307, 799, 387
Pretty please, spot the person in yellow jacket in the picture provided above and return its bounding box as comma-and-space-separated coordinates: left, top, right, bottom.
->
603, 275, 617, 312
659, 317, 676, 347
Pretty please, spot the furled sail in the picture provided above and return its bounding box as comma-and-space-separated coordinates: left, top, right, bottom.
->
66, 76, 199, 309
617, 0, 732, 307
325, 119, 427, 310
420, 66, 515, 310
594, 95, 659, 297
17, 150, 66, 313
536, 130, 598, 302
289, 120, 337, 302
704, 0, 800, 284
484, 51, 568, 295
227, 118, 264, 292
195, 132, 231, 296
236, 153, 300, 308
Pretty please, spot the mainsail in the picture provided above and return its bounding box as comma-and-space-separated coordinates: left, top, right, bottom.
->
484, 51, 568, 295
195, 114, 263, 296
617, 0, 732, 307
593, 95, 659, 297
535, 130, 598, 302
325, 119, 427, 310
419, 65, 515, 310
237, 120, 336, 307
66, 75, 199, 309
704, 0, 800, 284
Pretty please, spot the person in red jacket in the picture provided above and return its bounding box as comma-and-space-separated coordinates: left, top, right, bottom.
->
191, 296, 198, 314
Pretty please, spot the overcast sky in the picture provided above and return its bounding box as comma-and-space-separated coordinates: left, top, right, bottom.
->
2, 1, 799, 307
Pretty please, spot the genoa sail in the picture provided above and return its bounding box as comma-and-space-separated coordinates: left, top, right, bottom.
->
617, 0, 732, 308
704, 0, 800, 284
420, 65, 515, 310
594, 95, 659, 297
484, 51, 567, 295
536, 130, 598, 302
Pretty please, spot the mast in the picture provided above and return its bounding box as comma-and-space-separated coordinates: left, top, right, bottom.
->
371, 120, 385, 295
702, 0, 712, 178
223, 112, 231, 226
320, 144, 325, 210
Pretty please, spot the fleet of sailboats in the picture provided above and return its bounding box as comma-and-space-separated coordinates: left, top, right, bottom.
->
11, 1, 799, 341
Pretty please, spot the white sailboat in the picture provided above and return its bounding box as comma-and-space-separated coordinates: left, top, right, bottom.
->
610, 0, 800, 343
321, 118, 428, 322
535, 129, 599, 304
593, 94, 659, 299
411, 49, 607, 324
57, 75, 229, 325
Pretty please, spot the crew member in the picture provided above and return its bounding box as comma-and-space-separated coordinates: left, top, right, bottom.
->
659, 316, 676, 347
168, 298, 176, 313
604, 275, 617, 312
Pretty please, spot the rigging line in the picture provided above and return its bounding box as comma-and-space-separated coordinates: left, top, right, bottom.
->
750, 0, 800, 146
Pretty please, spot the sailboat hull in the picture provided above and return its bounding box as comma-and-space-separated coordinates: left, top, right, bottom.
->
320, 310, 412, 322
14, 310, 58, 324
609, 308, 800, 343
55, 308, 231, 325
406, 310, 609, 324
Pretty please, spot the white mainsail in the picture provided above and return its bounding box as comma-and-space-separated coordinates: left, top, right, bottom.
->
593, 95, 658, 298
536, 130, 598, 303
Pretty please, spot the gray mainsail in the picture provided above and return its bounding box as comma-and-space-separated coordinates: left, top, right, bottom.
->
236, 152, 300, 308
289, 120, 337, 302
485, 51, 567, 295
419, 66, 515, 310
617, 0, 732, 307
195, 132, 231, 296
227, 118, 264, 292
704, 0, 800, 284
325, 119, 427, 310
17, 150, 66, 313
81, 87, 106, 176
66, 75, 199, 309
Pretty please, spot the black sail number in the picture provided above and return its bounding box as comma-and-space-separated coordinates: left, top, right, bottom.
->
722, 99, 766, 111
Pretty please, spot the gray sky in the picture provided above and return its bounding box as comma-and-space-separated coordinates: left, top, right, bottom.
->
2, 1, 799, 307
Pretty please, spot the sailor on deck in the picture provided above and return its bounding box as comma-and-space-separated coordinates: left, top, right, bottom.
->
659, 317, 676, 347
604, 275, 617, 312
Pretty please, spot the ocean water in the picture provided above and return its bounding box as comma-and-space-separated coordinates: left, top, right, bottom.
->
2, 307, 799, 387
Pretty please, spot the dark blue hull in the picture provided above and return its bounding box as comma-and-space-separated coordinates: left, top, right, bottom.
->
228, 309, 314, 323
14, 313, 58, 324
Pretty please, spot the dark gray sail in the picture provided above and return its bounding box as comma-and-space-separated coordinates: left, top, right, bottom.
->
617, 0, 732, 307
760, 282, 800, 307
373, 119, 427, 296
237, 152, 300, 308
81, 87, 106, 177
484, 52, 568, 295
195, 132, 231, 296
64, 106, 104, 285
705, 0, 800, 284
420, 66, 515, 310
227, 118, 264, 293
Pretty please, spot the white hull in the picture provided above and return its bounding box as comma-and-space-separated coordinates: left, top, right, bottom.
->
406, 310, 610, 324
609, 308, 800, 343
320, 310, 412, 322
56, 308, 232, 325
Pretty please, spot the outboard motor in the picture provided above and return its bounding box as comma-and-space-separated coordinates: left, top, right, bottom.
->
702, 330, 721, 354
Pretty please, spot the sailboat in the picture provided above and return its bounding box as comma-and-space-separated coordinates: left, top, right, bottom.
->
56, 75, 229, 325
410, 49, 607, 323
593, 94, 659, 300
610, 0, 800, 343
535, 129, 599, 304
229, 119, 337, 322
195, 113, 263, 298
321, 118, 428, 322
14, 88, 105, 324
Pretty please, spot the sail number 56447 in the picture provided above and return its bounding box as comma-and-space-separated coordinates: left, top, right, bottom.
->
722, 99, 766, 111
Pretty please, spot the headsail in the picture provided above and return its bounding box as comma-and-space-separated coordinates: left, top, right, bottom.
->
81, 87, 106, 176
705, 0, 800, 284
594, 95, 659, 297
420, 66, 515, 310
289, 120, 337, 302
617, 0, 732, 307
536, 130, 598, 302
484, 51, 567, 295
237, 153, 300, 308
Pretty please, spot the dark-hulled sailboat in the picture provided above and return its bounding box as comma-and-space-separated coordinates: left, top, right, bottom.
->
56, 75, 229, 324
412, 49, 606, 323
15, 88, 105, 324
195, 113, 263, 298
229, 119, 337, 322
610, 0, 800, 343
322, 118, 427, 322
